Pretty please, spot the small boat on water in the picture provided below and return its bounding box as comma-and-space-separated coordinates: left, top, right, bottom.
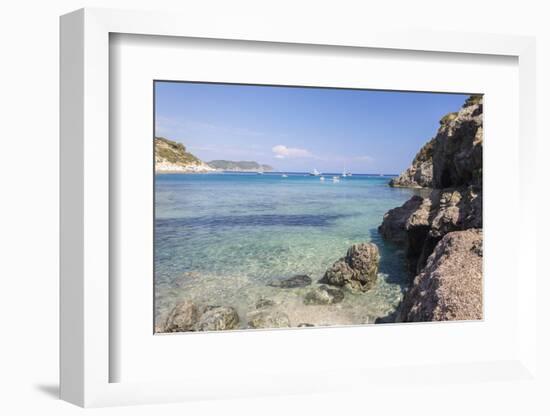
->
319, 176, 325, 181
332, 176, 340, 183
309, 168, 321, 176
282, 174, 288, 178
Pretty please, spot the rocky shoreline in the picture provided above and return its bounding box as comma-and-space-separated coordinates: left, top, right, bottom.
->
379, 95, 483, 322
157, 95, 483, 332
157, 242, 382, 332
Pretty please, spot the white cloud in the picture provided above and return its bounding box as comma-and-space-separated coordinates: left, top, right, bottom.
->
271, 145, 313, 159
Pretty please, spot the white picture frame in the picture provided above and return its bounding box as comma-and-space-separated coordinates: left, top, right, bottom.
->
60, 7, 538, 408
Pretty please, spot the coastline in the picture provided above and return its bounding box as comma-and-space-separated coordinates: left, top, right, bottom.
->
154, 95, 482, 331
377, 95, 483, 323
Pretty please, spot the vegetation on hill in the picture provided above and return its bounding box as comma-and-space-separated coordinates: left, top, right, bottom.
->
207, 160, 274, 171
155, 137, 201, 165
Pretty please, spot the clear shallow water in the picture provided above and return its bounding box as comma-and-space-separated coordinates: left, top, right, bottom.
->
155, 173, 420, 328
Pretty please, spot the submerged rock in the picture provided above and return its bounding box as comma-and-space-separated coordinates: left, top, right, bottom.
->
399, 229, 483, 322
268, 274, 312, 288
162, 300, 200, 332
161, 301, 240, 332
304, 285, 345, 305
196, 306, 240, 331
247, 310, 291, 329
255, 297, 276, 309
320, 243, 379, 292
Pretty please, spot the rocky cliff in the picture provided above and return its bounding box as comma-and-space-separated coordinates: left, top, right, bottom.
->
389, 138, 434, 188
155, 137, 215, 173
379, 95, 483, 322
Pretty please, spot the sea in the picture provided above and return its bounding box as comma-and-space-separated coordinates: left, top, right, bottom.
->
154, 172, 424, 329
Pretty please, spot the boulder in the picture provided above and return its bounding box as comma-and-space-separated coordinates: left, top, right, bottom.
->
304, 285, 345, 305
399, 229, 483, 322
247, 310, 291, 329
162, 300, 200, 332
268, 274, 312, 288
320, 243, 379, 292
196, 306, 240, 331
378, 195, 431, 245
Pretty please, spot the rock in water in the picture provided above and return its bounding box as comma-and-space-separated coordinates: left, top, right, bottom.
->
399, 229, 483, 322
321, 243, 380, 292
268, 274, 312, 288
196, 306, 240, 331
378, 195, 430, 245
379, 185, 482, 275
247, 310, 291, 329
162, 300, 200, 332
304, 285, 345, 305
255, 297, 276, 309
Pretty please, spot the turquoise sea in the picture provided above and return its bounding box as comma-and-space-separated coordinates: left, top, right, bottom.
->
155, 172, 424, 328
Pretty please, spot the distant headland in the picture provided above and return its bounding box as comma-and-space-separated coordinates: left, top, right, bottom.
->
155, 137, 273, 173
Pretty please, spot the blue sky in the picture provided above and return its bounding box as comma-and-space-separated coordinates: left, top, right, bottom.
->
155, 82, 468, 174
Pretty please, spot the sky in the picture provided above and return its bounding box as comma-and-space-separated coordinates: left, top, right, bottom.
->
155, 82, 469, 174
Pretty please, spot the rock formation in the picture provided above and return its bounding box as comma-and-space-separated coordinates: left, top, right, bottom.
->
304, 285, 345, 305
155, 137, 215, 173
247, 310, 291, 329
196, 306, 240, 331
379, 95, 483, 322
320, 243, 380, 292
389, 138, 435, 188
399, 229, 483, 322
160, 300, 240, 332
268, 274, 312, 288
432, 95, 483, 188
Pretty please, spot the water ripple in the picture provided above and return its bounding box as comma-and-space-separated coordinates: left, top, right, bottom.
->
156, 213, 350, 229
